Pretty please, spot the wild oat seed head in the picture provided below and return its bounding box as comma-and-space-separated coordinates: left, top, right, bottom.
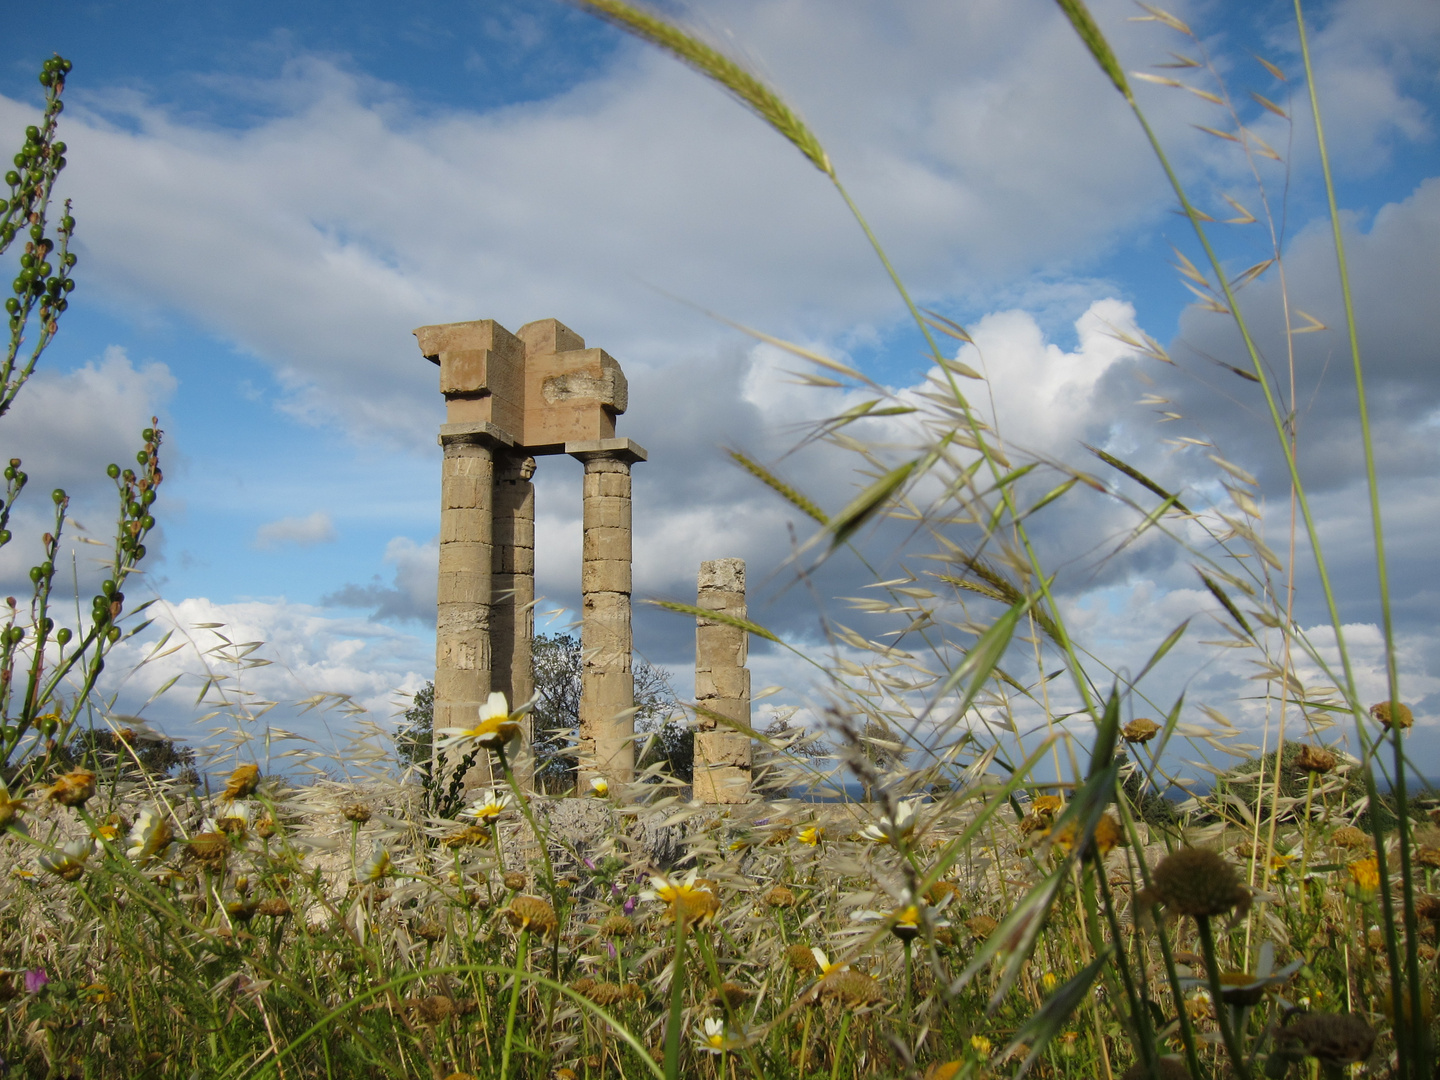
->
1150, 848, 1250, 917
222, 763, 260, 800
1370, 701, 1413, 730
1277, 1012, 1375, 1066
1122, 718, 1161, 744
1295, 744, 1337, 773
506, 894, 558, 936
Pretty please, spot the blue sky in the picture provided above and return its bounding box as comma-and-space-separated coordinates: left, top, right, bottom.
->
3, 0, 1439, 778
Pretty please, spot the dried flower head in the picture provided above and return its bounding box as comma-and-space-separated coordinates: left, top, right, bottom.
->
502, 870, 528, 891
1032, 794, 1065, 818
1295, 744, 1337, 774
965, 915, 998, 937
1419, 846, 1440, 869
255, 815, 278, 839
599, 914, 635, 937
819, 968, 884, 1007
709, 981, 752, 1008
506, 895, 558, 936
436, 691, 530, 752
1122, 718, 1161, 744
1276, 1013, 1375, 1066
1331, 825, 1370, 849
1148, 848, 1250, 918
340, 802, 371, 823
186, 831, 229, 869
1370, 701, 1413, 730
786, 943, 818, 973
257, 897, 292, 918
1417, 895, 1440, 922
222, 763, 260, 800
764, 885, 798, 908
46, 768, 96, 808
441, 826, 492, 849
1053, 812, 1125, 860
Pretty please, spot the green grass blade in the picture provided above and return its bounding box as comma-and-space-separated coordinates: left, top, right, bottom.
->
571, 0, 833, 176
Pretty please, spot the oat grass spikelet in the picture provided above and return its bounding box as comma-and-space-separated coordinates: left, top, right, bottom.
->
1147, 848, 1250, 917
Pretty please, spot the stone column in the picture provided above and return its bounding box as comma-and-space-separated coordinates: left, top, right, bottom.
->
568, 438, 647, 789
693, 558, 752, 803
436, 422, 513, 790
492, 449, 537, 788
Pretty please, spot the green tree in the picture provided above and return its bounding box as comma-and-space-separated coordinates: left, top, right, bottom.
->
395, 680, 433, 780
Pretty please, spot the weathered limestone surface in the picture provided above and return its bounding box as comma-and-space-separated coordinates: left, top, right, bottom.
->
694, 558, 752, 803
492, 450, 537, 787
571, 439, 647, 788
415, 316, 645, 797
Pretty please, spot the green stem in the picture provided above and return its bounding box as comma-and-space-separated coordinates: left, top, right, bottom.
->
1197, 915, 1250, 1080
664, 913, 686, 1080
500, 928, 530, 1080
829, 1012, 852, 1080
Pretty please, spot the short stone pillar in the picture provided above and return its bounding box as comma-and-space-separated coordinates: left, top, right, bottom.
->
693, 558, 752, 803
571, 439, 647, 788
492, 449, 537, 786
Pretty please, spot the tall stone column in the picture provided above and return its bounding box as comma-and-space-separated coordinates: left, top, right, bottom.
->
568, 438, 647, 788
492, 449, 537, 788
436, 423, 512, 790
694, 558, 752, 803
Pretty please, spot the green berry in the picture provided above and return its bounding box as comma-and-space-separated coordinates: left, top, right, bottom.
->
105, 463, 119, 479
27, 566, 40, 584
135, 450, 148, 465
55, 626, 70, 646
142, 427, 155, 441
140, 515, 155, 530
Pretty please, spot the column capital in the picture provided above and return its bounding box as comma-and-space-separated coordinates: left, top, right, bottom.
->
565, 437, 647, 464
440, 421, 518, 449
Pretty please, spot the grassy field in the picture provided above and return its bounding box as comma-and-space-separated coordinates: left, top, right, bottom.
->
1, 3, 1434, 1078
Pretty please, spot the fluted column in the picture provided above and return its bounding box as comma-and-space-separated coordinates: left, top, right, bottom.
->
568, 438, 646, 789
694, 558, 752, 803
492, 449, 537, 788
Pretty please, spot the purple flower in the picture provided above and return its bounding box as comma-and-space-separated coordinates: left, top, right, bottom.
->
622, 896, 636, 916
23, 969, 48, 994
606, 942, 617, 960
582, 857, 597, 872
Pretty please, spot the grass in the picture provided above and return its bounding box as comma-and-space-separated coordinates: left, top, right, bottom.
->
1, 2, 1434, 1078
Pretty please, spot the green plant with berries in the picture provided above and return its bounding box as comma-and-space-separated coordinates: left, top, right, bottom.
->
0, 58, 165, 783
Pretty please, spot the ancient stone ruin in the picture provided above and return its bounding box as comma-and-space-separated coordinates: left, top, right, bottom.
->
415, 316, 752, 802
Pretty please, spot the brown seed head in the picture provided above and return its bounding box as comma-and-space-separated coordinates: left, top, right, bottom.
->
764, 885, 798, 908
1277, 1013, 1375, 1066
47, 768, 96, 808
414, 994, 455, 1025
599, 914, 635, 937
186, 831, 229, 869
505, 894, 558, 936
786, 943, 818, 973
256, 897, 291, 918
441, 826, 491, 849
965, 915, 998, 937
502, 871, 528, 891
1122, 718, 1161, 744
1331, 826, 1370, 849
414, 920, 445, 942
1370, 701, 1414, 731
1295, 744, 1337, 774
223, 763, 260, 800
709, 981, 752, 1008
254, 815, 277, 839
819, 969, 884, 1007
1150, 848, 1250, 918
341, 803, 372, 823
1416, 845, 1440, 869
